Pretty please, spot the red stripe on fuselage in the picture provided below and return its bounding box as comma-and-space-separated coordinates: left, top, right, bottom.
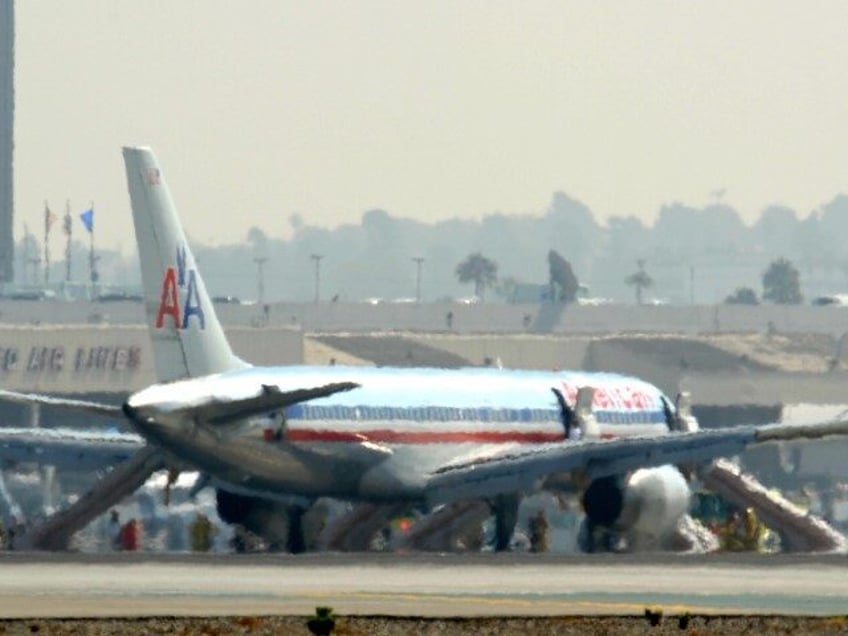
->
285, 429, 566, 444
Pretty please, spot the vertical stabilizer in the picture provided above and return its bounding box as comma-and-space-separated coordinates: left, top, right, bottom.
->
122, 146, 247, 381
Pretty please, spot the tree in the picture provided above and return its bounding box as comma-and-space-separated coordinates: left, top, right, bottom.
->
288, 213, 304, 232
762, 257, 802, 304
725, 287, 759, 305
540, 192, 601, 274
246, 226, 268, 253
654, 202, 746, 255
752, 206, 798, 255
606, 216, 647, 261
625, 259, 653, 305
548, 250, 579, 303
455, 252, 498, 299
494, 275, 519, 301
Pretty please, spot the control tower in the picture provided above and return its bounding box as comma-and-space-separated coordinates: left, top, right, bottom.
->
0, 1, 13, 283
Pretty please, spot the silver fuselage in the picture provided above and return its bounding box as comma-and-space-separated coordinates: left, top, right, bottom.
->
126, 365, 672, 503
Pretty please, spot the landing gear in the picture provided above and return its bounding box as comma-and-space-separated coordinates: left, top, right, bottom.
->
490, 493, 519, 552
577, 518, 619, 553
215, 489, 309, 553
286, 506, 306, 554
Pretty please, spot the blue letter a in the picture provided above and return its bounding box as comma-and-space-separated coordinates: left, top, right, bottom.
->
181, 270, 206, 329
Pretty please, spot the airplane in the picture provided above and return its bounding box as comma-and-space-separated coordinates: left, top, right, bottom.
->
3, 145, 848, 553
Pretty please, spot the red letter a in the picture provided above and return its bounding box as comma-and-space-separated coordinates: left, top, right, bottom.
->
155, 267, 181, 328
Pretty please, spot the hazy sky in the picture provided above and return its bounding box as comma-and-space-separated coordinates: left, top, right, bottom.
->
13, 1, 848, 249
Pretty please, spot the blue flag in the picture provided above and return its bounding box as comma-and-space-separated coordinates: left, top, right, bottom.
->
80, 208, 94, 233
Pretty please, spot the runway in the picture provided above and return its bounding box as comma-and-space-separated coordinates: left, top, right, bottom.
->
0, 552, 846, 618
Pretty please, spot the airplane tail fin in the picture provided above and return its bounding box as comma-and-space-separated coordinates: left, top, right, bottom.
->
122, 146, 248, 382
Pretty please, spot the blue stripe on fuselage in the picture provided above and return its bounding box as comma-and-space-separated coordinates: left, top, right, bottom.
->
286, 404, 667, 425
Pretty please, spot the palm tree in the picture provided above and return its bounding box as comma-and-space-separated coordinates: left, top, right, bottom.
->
625, 259, 653, 305
455, 252, 498, 299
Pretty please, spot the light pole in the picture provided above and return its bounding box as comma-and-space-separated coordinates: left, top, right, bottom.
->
689, 265, 695, 305
253, 256, 268, 304
412, 256, 424, 303
311, 253, 323, 303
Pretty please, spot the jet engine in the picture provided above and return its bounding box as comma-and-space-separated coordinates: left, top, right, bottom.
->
581, 465, 691, 550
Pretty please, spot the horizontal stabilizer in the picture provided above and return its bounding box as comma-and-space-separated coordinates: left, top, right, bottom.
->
186, 381, 360, 426
0, 390, 123, 418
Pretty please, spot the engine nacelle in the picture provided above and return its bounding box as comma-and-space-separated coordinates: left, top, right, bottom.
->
582, 465, 691, 543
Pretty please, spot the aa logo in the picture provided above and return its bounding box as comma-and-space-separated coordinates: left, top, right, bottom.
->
155, 245, 206, 330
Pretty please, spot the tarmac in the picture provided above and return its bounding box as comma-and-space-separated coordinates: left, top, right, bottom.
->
0, 551, 846, 618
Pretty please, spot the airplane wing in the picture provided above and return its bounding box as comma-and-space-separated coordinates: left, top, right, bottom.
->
0, 390, 142, 470
158, 381, 361, 426
0, 381, 363, 470
0, 426, 144, 470
0, 389, 123, 418
424, 419, 848, 506
204, 381, 361, 425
